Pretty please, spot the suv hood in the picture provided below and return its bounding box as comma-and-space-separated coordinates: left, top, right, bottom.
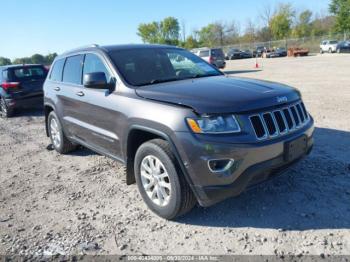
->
135, 76, 300, 114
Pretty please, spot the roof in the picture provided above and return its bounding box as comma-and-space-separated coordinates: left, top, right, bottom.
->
0, 64, 44, 69
61, 43, 182, 57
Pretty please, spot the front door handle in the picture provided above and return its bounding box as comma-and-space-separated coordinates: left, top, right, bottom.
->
54, 87, 60, 91
76, 91, 85, 97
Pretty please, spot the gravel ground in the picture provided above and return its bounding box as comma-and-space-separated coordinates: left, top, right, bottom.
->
0, 54, 349, 258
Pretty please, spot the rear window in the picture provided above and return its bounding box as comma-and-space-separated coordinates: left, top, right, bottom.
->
211, 49, 224, 57
10, 66, 47, 81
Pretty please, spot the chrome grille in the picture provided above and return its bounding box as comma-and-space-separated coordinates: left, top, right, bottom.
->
249, 102, 310, 140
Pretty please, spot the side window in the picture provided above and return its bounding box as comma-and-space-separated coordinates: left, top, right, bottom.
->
83, 54, 111, 81
199, 50, 209, 57
62, 55, 84, 85
50, 59, 65, 82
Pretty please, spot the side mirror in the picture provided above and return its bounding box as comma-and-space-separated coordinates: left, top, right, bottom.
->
83, 72, 107, 89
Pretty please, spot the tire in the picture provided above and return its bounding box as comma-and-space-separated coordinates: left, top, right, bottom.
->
134, 139, 196, 219
328, 48, 332, 54
320, 49, 323, 54
0, 97, 14, 118
48, 111, 76, 154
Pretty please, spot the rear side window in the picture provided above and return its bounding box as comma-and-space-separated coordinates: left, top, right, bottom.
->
63, 55, 84, 85
10, 66, 47, 81
50, 59, 65, 82
199, 50, 209, 57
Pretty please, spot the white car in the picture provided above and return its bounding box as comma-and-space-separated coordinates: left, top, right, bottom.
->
320, 40, 338, 54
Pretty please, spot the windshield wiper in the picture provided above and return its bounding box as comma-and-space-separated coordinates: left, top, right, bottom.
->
136, 77, 179, 86
181, 73, 220, 80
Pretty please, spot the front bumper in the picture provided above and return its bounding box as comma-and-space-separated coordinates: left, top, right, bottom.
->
174, 119, 314, 207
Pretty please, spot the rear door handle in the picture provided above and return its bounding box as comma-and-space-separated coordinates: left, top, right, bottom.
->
54, 87, 60, 91
76, 91, 85, 97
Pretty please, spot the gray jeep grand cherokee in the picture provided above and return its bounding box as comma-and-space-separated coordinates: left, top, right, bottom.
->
44, 44, 314, 219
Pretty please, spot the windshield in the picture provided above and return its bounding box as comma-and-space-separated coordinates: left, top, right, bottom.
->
109, 48, 223, 87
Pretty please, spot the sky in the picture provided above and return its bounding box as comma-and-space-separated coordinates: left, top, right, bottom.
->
2, 0, 330, 59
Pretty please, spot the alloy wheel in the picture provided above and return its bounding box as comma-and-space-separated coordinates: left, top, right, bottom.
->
50, 118, 61, 148
140, 155, 171, 207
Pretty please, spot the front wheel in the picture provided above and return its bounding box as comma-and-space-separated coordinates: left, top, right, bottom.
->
48, 111, 76, 154
134, 139, 196, 219
328, 48, 333, 53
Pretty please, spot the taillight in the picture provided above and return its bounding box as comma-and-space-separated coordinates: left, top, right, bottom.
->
1, 82, 20, 90
209, 56, 214, 63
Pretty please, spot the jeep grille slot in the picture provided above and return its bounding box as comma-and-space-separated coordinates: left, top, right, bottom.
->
249, 101, 310, 140
250, 115, 267, 139
290, 106, 300, 126
262, 113, 277, 136
296, 104, 305, 122
282, 108, 294, 129
273, 111, 287, 133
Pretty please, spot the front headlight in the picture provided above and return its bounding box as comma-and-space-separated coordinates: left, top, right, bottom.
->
186, 115, 241, 134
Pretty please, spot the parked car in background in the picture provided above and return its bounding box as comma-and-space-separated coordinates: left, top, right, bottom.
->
191, 48, 226, 69
265, 47, 287, 58
225, 49, 241, 60
275, 47, 287, 57
0, 64, 47, 117
336, 41, 350, 53
44, 44, 314, 219
320, 40, 338, 53
240, 50, 253, 58
253, 46, 268, 57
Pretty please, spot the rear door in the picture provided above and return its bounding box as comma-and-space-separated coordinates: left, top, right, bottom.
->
58, 55, 86, 139
8, 66, 47, 99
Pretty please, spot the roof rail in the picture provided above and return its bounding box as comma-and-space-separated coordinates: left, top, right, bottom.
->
63, 44, 100, 54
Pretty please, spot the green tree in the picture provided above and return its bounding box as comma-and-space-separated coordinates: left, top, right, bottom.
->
198, 22, 233, 47
182, 36, 199, 49
160, 17, 180, 45
329, 0, 350, 33
0, 57, 11, 66
12, 57, 32, 64
31, 54, 46, 64
45, 53, 58, 65
137, 17, 180, 45
292, 10, 312, 38
269, 4, 295, 39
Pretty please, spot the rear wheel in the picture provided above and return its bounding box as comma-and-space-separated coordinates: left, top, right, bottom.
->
328, 48, 333, 53
0, 97, 14, 118
48, 111, 76, 154
134, 139, 196, 219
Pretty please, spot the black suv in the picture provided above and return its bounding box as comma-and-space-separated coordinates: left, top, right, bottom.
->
44, 44, 314, 219
0, 64, 47, 117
